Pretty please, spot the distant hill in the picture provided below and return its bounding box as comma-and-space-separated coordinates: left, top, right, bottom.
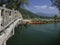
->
36, 12, 54, 17
19, 8, 40, 19
19, 8, 54, 19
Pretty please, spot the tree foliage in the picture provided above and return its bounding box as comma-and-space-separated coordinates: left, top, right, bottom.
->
54, 15, 58, 20
0, 0, 29, 10
50, 0, 60, 10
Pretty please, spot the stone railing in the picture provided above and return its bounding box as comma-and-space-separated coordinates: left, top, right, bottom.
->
0, 5, 23, 32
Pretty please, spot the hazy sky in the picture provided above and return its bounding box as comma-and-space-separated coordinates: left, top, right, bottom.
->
25, 0, 59, 15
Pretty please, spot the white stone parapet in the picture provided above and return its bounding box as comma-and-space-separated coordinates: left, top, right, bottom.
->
0, 6, 23, 45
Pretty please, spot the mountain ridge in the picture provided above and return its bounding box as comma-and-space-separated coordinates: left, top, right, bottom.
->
36, 12, 56, 17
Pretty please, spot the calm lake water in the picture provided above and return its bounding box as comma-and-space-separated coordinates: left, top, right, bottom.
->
7, 23, 60, 45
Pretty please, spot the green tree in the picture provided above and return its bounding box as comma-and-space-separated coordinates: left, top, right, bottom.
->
54, 15, 58, 20
7, 0, 29, 9
0, 0, 29, 10
0, 0, 5, 6
50, 0, 60, 11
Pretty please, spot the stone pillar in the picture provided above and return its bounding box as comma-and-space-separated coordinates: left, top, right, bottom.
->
2, 40, 6, 45
3, 10, 8, 26
2, 9, 6, 27
3, 4, 6, 8
3, 41, 6, 45
13, 28, 14, 35
0, 9, 2, 31
5, 10, 10, 24
11, 9, 15, 21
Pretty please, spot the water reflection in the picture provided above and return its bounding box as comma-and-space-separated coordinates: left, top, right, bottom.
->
51, 23, 60, 45
7, 23, 60, 45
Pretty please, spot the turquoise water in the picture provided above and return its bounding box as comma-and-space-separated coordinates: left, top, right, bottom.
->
7, 23, 60, 45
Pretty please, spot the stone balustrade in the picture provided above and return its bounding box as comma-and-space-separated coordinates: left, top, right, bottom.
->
0, 5, 23, 32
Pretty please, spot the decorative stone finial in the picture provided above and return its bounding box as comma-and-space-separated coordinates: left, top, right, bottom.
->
3, 4, 6, 7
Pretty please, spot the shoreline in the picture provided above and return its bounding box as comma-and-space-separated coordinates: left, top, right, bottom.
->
22, 19, 60, 24
26, 21, 60, 24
